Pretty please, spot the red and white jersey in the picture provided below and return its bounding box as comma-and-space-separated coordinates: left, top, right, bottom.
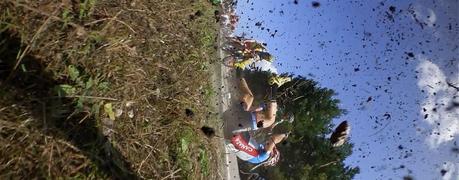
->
229, 134, 259, 160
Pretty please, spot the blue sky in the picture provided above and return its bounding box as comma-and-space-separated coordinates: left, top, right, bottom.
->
232, 0, 458, 179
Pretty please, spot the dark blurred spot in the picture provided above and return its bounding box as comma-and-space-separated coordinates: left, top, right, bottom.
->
389, 6, 396, 13
189, 10, 202, 21
451, 147, 459, 154
257, 121, 263, 128
385, 11, 394, 22
424, 114, 428, 119
185, 108, 194, 117
383, 113, 391, 119
293, 0, 298, 5
407, 52, 414, 57
214, 10, 220, 22
403, 176, 414, 180
238, 123, 243, 127
398, 145, 404, 150
440, 169, 447, 176
201, 126, 216, 138
312, 1, 320, 8
354, 68, 360, 72
366, 96, 372, 102
446, 101, 459, 111
447, 82, 459, 92
195, 10, 203, 16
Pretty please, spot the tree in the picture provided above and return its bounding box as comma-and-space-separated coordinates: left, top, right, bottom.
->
242, 70, 359, 179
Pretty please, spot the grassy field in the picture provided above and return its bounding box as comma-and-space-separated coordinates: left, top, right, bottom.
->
0, 0, 222, 179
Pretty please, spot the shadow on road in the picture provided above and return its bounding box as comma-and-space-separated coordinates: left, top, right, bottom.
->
222, 70, 271, 139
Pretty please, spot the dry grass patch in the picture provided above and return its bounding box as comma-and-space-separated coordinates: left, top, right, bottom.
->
0, 0, 221, 179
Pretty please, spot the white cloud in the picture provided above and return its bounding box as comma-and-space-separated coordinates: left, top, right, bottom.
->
426, 8, 437, 27
441, 162, 459, 180
253, 60, 278, 74
416, 58, 459, 148
409, 4, 437, 28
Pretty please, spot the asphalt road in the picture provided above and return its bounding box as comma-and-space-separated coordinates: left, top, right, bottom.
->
215, 1, 249, 179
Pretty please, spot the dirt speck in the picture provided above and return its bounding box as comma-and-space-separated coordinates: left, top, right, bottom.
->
441, 169, 447, 176
389, 6, 396, 13
185, 108, 194, 117
312, 1, 320, 8
201, 126, 216, 138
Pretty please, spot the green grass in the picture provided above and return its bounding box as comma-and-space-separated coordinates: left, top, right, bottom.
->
203, 83, 216, 101
174, 127, 195, 179
169, 125, 211, 179
172, 126, 212, 179
61, 8, 72, 28
55, 64, 110, 116
79, 0, 97, 19
198, 146, 210, 177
